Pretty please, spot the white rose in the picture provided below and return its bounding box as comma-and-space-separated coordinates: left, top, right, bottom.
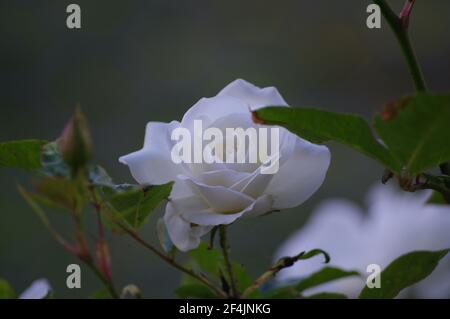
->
275, 184, 450, 298
120, 79, 330, 251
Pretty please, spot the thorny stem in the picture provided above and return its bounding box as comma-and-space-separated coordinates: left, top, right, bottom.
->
48, 221, 119, 299
113, 220, 227, 298
89, 192, 118, 298
19, 183, 120, 297
32, 202, 119, 297
219, 225, 239, 298
241, 253, 305, 299
90, 186, 227, 298
399, 0, 416, 29
62, 187, 118, 299
373, 0, 426, 91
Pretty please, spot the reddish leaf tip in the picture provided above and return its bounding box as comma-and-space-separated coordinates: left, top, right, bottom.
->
251, 111, 266, 125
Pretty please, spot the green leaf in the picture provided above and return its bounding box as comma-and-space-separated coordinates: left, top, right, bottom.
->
374, 94, 450, 175
40, 142, 70, 178
89, 287, 112, 299
260, 249, 331, 297
0, 278, 16, 299
106, 182, 173, 229
176, 271, 218, 299
298, 249, 330, 263
262, 266, 356, 299
306, 292, 348, 299
88, 165, 114, 188
254, 107, 401, 172
87, 165, 173, 231
232, 262, 254, 294
0, 140, 47, 170
427, 191, 447, 205
359, 249, 449, 299
188, 242, 223, 276
187, 242, 254, 296
33, 177, 81, 211
296, 267, 360, 292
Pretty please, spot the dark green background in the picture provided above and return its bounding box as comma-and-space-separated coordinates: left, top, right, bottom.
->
1, 0, 449, 297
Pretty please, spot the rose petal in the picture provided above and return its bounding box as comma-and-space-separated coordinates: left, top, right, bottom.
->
181, 95, 249, 131
174, 195, 246, 226
218, 79, 288, 109
177, 194, 273, 225
164, 202, 212, 252
226, 162, 275, 198
265, 138, 330, 209
229, 134, 295, 197
180, 176, 254, 213
198, 169, 250, 188
119, 121, 186, 184
170, 179, 195, 199
241, 194, 274, 218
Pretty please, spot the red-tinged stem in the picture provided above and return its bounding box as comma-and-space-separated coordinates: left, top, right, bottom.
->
373, 0, 427, 91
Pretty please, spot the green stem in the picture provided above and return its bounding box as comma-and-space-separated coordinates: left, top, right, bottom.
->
241, 254, 305, 299
373, 0, 427, 91
90, 187, 226, 298
90, 189, 226, 298
114, 218, 227, 298
375, 0, 450, 182
241, 271, 273, 299
219, 225, 239, 298
420, 174, 450, 203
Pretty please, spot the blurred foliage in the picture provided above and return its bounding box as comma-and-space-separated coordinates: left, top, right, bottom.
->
359, 249, 449, 299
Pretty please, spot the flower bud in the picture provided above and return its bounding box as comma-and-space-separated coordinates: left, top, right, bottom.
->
58, 106, 92, 173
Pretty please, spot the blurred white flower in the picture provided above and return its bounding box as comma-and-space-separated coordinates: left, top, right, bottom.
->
19, 279, 51, 299
275, 184, 450, 298
120, 79, 330, 251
